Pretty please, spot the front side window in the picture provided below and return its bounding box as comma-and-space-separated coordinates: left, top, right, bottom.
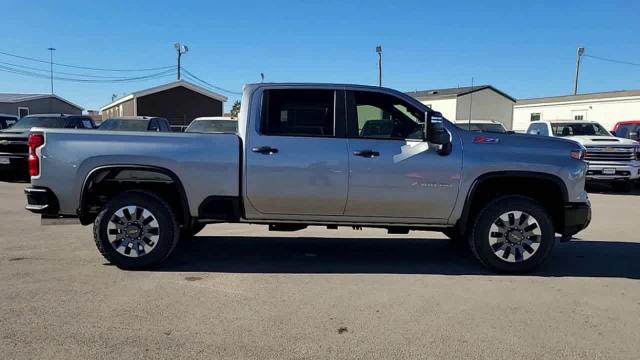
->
261, 89, 335, 137
349, 91, 424, 140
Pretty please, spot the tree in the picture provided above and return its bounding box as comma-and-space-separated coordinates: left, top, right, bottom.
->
230, 100, 241, 119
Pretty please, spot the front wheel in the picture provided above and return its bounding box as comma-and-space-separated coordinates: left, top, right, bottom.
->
469, 195, 555, 273
93, 191, 179, 270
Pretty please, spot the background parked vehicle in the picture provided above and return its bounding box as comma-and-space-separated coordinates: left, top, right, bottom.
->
527, 120, 640, 191
185, 116, 237, 133
0, 114, 18, 129
611, 121, 640, 141
452, 119, 507, 133
0, 114, 95, 177
98, 116, 171, 132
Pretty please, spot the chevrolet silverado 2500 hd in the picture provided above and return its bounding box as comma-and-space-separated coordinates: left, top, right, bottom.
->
24, 83, 591, 273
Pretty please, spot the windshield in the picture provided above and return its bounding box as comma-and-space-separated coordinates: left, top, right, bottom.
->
98, 119, 150, 131
9, 116, 68, 130
552, 122, 611, 137
456, 122, 506, 133
186, 120, 237, 133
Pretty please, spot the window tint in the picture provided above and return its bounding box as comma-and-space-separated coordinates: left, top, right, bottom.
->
615, 124, 632, 138
81, 119, 94, 128
350, 91, 424, 140
10, 116, 68, 130
261, 89, 334, 137
552, 123, 610, 137
530, 113, 541, 122
98, 119, 150, 131
527, 123, 548, 136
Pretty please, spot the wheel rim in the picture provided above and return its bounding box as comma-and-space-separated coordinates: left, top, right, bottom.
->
107, 206, 160, 258
488, 211, 542, 263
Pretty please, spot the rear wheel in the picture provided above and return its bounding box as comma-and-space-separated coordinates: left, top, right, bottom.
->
469, 195, 555, 273
93, 191, 179, 270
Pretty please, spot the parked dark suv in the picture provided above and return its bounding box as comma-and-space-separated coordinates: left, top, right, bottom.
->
98, 116, 171, 132
0, 114, 95, 177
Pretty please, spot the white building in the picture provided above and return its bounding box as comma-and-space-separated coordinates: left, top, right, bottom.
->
513, 89, 640, 132
406, 85, 515, 130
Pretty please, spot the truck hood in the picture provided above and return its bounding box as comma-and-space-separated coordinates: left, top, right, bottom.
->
564, 135, 639, 147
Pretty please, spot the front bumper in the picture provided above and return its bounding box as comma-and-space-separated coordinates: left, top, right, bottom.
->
0, 154, 28, 174
24, 186, 59, 215
562, 202, 591, 237
586, 162, 640, 181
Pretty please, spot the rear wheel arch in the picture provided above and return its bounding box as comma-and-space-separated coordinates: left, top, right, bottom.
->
78, 165, 191, 226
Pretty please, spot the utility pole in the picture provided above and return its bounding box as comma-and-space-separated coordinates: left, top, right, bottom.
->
174, 43, 189, 80
376, 45, 382, 87
573, 47, 585, 95
47, 47, 56, 94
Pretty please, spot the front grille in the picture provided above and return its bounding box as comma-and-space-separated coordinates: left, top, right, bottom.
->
585, 146, 635, 162
0, 140, 28, 155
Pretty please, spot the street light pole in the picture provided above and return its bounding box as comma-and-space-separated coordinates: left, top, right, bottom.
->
573, 47, 585, 95
376, 45, 382, 87
174, 43, 189, 80
47, 47, 56, 94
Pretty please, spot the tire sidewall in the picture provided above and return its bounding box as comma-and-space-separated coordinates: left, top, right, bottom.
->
471, 196, 555, 273
95, 192, 178, 269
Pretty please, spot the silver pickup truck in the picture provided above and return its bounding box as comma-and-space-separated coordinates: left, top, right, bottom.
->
24, 83, 591, 273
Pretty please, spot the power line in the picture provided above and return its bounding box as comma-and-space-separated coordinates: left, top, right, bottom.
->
0, 60, 155, 79
583, 54, 640, 67
0, 65, 175, 83
0, 50, 174, 72
182, 68, 242, 95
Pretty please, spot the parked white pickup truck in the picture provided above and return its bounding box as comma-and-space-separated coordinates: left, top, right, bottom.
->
24, 83, 591, 273
527, 120, 640, 191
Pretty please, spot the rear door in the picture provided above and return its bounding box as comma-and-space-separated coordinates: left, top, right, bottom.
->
244, 88, 349, 216
344, 90, 461, 220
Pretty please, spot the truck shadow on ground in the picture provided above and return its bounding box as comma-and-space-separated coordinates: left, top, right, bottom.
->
159, 236, 640, 279
586, 182, 640, 196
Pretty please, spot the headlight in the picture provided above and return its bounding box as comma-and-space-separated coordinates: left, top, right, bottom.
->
570, 149, 586, 160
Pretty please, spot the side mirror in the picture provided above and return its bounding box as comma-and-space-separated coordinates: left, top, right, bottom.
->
425, 111, 450, 145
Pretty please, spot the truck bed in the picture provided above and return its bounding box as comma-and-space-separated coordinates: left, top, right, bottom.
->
31, 129, 241, 217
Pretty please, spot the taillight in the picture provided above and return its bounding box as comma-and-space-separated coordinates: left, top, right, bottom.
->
28, 133, 44, 177
570, 149, 585, 160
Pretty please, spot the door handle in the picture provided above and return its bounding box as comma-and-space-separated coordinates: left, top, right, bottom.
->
353, 149, 380, 158
252, 146, 279, 155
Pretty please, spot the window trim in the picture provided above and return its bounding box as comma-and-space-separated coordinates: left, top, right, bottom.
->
345, 90, 426, 141
258, 89, 345, 138
17, 106, 29, 118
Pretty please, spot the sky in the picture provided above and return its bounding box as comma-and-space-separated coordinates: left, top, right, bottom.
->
0, 0, 638, 111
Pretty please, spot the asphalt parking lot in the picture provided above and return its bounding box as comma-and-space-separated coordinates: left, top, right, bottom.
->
1, 180, 639, 359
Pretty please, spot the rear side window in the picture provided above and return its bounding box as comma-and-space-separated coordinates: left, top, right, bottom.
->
527, 123, 548, 136
261, 89, 335, 137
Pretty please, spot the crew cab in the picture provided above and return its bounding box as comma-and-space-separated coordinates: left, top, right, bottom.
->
527, 120, 640, 191
24, 84, 591, 273
0, 114, 95, 176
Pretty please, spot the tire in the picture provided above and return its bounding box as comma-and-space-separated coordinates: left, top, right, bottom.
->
93, 191, 179, 270
611, 181, 632, 192
468, 195, 555, 273
180, 222, 206, 241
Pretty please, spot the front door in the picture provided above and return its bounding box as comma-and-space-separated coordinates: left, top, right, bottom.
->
344, 90, 461, 220
245, 89, 349, 216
